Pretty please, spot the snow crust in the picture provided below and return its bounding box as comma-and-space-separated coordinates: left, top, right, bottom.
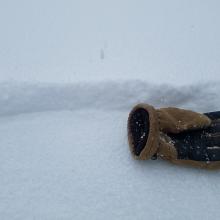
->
1, 0, 220, 219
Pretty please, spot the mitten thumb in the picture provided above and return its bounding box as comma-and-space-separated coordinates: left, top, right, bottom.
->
157, 107, 211, 134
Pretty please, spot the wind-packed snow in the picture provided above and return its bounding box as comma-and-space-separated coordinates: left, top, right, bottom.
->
1, 0, 220, 219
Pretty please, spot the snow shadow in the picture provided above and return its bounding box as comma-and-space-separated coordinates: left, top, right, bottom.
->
0, 80, 219, 116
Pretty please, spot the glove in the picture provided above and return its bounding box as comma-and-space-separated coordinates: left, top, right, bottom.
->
127, 103, 220, 169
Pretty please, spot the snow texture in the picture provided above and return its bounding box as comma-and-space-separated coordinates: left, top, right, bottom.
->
1, 0, 220, 220
0, 81, 219, 117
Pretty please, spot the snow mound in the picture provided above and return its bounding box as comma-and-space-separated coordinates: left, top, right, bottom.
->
0, 80, 219, 117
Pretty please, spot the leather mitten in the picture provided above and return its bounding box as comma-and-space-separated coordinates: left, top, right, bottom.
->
128, 103, 220, 169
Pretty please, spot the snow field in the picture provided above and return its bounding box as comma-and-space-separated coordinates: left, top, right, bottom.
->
1, 0, 220, 219
0, 80, 220, 219
1, 109, 220, 220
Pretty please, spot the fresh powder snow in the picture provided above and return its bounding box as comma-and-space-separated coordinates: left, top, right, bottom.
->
0, 1, 220, 220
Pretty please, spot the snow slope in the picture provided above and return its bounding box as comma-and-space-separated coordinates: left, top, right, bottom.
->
1, 0, 220, 219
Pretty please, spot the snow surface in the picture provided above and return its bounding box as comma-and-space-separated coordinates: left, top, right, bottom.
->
1, 0, 220, 219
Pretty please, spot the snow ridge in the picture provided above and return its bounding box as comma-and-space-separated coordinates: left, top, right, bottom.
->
0, 80, 219, 116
